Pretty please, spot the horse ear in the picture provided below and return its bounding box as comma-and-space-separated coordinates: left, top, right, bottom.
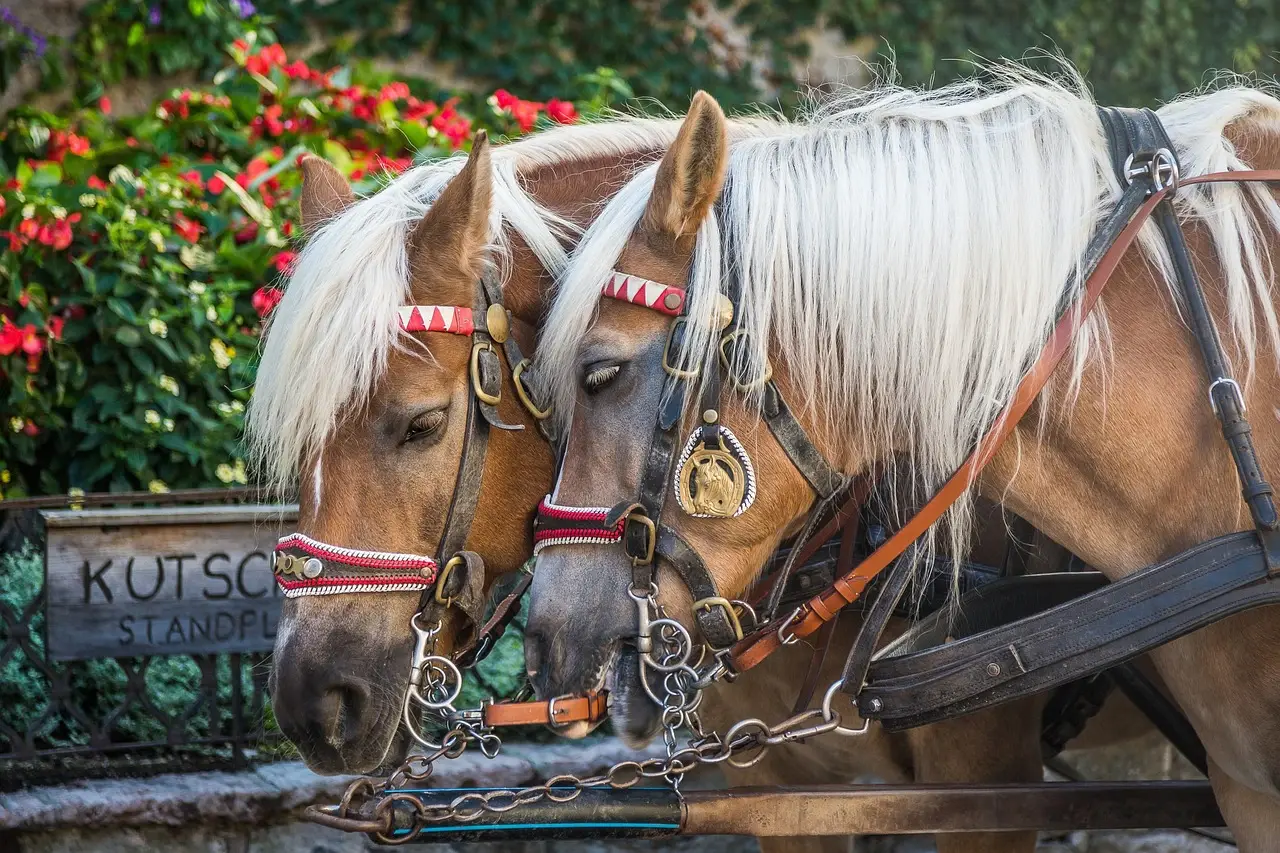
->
299, 156, 355, 235
643, 91, 728, 239
407, 131, 492, 296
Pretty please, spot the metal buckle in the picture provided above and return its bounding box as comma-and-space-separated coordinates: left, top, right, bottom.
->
435, 554, 466, 608
662, 318, 699, 380
512, 358, 551, 420
692, 596, 745, 643
718, 329, 773, 392
546, 694, 577, 729
470, 341, 502, 406
1123, 147, 1180, 194
623, 511, 657, 566
1209, 376, 1246, 415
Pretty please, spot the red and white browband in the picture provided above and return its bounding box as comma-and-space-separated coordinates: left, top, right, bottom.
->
397, 305, 475, 335
601, 271, 686, 317
533, 496, 624, 555
273, 532, 439, 598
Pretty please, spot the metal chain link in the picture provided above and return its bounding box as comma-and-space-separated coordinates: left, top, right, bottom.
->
306, 589, 864, 839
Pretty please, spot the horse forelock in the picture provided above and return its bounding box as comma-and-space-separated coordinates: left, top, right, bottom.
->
540, 59, 1280, 574
245, 118, 693, 498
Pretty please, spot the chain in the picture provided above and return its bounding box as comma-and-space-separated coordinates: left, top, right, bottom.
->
306, 589, 868, 839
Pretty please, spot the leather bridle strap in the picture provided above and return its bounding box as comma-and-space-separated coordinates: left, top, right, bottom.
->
482, 690, 609, 727
728, 165, 1280, 674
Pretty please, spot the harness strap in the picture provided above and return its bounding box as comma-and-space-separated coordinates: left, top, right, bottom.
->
728, 166, 1280, 675
482, 689, 609, 727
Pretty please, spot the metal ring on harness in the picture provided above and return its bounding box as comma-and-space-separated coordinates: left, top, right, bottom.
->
718, 329, 773, 393
821, 679, 870, 737
470, 340, 501, 405
662, 317, 699, 380
512, 359, 552, 420
1123, 147, 1180, 193
435, 554, 466, 608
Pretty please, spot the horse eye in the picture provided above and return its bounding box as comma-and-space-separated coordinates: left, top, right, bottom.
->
404, 409, 447, 443
583, 364, 621, 395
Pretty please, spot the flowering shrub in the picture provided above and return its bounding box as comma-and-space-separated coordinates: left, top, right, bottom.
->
0, 34, 588, 497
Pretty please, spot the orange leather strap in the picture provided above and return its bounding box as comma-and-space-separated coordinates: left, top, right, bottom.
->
728, 168, 1280, 674
481, 690, 609, 727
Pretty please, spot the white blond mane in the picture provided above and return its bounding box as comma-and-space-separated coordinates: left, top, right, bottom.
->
540, 63, 1280, 565
246, 118, 692, 496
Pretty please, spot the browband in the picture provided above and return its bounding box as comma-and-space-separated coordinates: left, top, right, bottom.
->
601, 271, 686, 317
397, 305, 476, 335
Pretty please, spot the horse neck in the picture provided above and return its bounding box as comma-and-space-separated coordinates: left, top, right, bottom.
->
502, 153, 660, 324
979, 218, 1280, 580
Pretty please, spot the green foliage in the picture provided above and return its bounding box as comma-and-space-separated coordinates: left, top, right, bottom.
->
37, 0, 1280, 117
0, 35, 592, 498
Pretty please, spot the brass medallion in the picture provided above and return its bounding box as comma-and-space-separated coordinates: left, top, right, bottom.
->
675, 426, 756, 518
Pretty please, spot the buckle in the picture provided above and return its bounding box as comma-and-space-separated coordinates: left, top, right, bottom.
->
470, 341, 502, 406
435, 554, 466, 608
1209, 376, 1246, 415
718, 329, 773, 392
623, 511, 657, 566
692, 596, 745, 643
662, 318, 699, 380
512, 358, 552, 420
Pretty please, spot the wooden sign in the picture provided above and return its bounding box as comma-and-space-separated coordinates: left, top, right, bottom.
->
43, 505, 297, 660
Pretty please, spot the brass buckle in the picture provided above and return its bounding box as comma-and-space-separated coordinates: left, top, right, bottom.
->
692, 596, 744, 643
718, 329, 772, 392
662, 318, 699, 380
470, 341, 502, 406
512, 358, 551, 420
623, 511, 657, 566
435, 554, 466, 608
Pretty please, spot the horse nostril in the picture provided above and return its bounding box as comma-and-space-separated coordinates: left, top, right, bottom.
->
322, 679, 371, 749
524, 631, 547, 679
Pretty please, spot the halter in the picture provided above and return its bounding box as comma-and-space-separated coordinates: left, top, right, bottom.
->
533, 264, 851, 654
271, 271, 542, 646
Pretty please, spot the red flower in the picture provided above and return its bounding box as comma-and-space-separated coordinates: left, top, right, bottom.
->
379, 82, 410, 102
232, 39, 250, 53
252, 285, 284, 317
545, 98, 578, 125
40, 220, 73, 250
67, 134, 90, 156
20, 324, 42, 355
87, 175, 108, 190
271, 251, 298, 274
283, 60, 311, 80
510, 99, 541, 132
1, 232, 21, 251
22, 419, 39, 435
0, 195, 6, 217
18, 219, 39, 241
493, 89, 519, 110
179, 170, 204, 190
172, 213, 202, 243
47, 315, 64, 340
98, 96, 112, 114
17, 291, 28, 308
66, 304, 87, 321
206, 175, 226, 194
235, 221, 259, 244
126, 137, 139, 147
0, 319, 20, 355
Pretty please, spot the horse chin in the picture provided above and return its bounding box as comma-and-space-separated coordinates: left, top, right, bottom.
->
608, 649, 662, 748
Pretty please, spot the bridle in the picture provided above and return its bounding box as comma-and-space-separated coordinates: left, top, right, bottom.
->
271, 269, 579, 743
531, 106, 1280, 713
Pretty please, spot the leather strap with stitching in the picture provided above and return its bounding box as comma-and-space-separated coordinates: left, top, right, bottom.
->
482, 690, 609, 727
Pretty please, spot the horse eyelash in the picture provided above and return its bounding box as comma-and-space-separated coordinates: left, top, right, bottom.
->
584, 364, 620, 392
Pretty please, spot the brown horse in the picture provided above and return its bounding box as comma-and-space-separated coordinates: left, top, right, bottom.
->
528, 70, 1280, 850
248, 120, 697, 774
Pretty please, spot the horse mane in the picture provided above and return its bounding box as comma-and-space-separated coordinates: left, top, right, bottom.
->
246, 117, 692, 497
540, 61, 1280, 567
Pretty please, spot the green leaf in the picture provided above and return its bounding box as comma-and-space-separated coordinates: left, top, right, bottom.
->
114, 326, 142, 347
106, 298, 138, 323
127, 22, 145, 47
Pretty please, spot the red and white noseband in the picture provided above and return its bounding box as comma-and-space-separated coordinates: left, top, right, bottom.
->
271, 302, 477, 598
